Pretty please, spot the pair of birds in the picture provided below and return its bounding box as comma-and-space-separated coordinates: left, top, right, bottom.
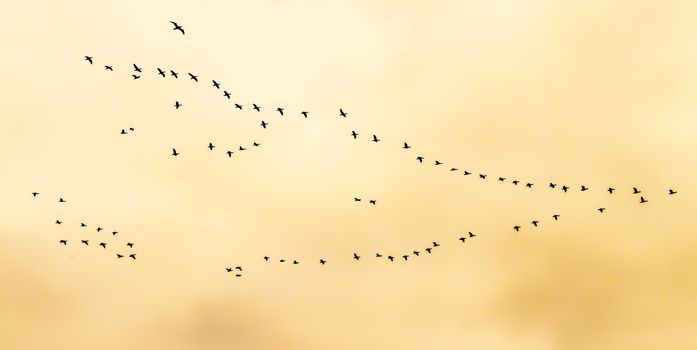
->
354, 198, 377, 205
120, 127, 135, 135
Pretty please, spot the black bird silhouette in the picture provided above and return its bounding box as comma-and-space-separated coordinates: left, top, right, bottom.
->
513, 226, 521, 232
208, 142, 215, 150
354, 197, 361, 202
531, 220, 539, 227
236, 266, 242, 271
468, 232, 476, 238
132, 74, 140, 80
479, 174, 486, 179
403, 142, 411, 149
526, 183, 534, 188
170, 70, 178, 78
276, 107, 284, 116
279, 259, 286, 263
133, 64, 142, 72
552, 214, 560, 220
32, 192, 39, 197
598, 207, 606, 213
235, 274, 242, 277
425, 248, 432, 253
640, 196, 648, 203
432, 241, 440, 247
293, 260, 299, 265
301, 111, 309, 118
353, 253, 360, 261
435, 160, 443, 166
129, 127, 134, 131
633, 187, 641, 194
226, 151, 233, 158
417, 156, 424, 163
450, 168, 459, 172
235, 103, 243, 110
112, 231, 118, 236
59, 240, 67, 245
121, 129, 127, 135
459, 237, 466, 242
253, 104, 261, 112
80, 223, 86, 227
129, 254, 136, 260
99, 242, 107, 248
373, 253, 382, 258
608, 187, 615, 194
260, 120, 268, 129
117, 254, 124, 258
387, 256, 394, 261
561, 185, 569, 192
498, 177, 506, 181
320, 259, 327, 265
226, 268, 233, 272
464, 170, 471, 175
172, 148, 179, 156
549, 183, 556, 188
253, 142, 260, 147
212, 80, 220, 89
188, 73, 198, 82
372, 135, 380, 142
96, 227, 103, 232
85, 56, 93, 64
127, 243, 134, 248
581, 185, 589, 191
669, 189, 677, 195
263, 256, 270, 261
59, 198, 66, 203
223, 91, 231, 99
55, 220, 62, 224
104, 65, 113, 71
157, 68, 166, 77
368, 200, 376, 205
170, 21, 185, 35
413, 251, 420, 256
402, 255, 409, 261
512, 180, 519, 185
339, 108, 348, 118
238, 146, 246, 151
81, 240, 89, 245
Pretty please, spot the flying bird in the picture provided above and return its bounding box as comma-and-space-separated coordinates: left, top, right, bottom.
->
512, 180, 519, 185
260, 120, 268, 129
212, 80, 220, 89
252, 142, 260, 147
59, 240, 67, 245
170, 21, 185, 35
32, 192, 39, 197
526, 183, 534, 188
131, 74, 140, 80
129, 254, 136, 260
226, 151, 233, 158
368, 200, 376, 205
354, 197, 361, 202
174, 101, 182, 109
133, 64, 142, 72
59, 198, 66, 203
425, 248, 432, 253
126, 243, 134, 248
669, 189, 677, 195
450, 168, 459, 171
479, 174, 486, 179
432, 242, 440, 247
96, 227, 102, 232
301, 111, 309, 118
403, 142, 411, 149
85, 56, 93, 64
81, 240, 89, 245
293, 260, 299, 265
608, 187, 615, 194
498, 177, 506, 181
339, 109, 348, 118
112, 231, 118, 236
459, 237, 466, 242
581, 185, 589, 191
276, 107, 284, 116
172, 148, 179, 156
561, 185, 569, 192
468, 232, 476, 238
235, 103, 243, 110
372, 135, 380, 142
157, 68, 166, 77
188, 73, 198, 82
55, 220, 62, 224
598, 208, 606, 213
640, 196, 648, 203
226, 268, 233, 272
387, 256, 394, 261
633, 187, 641, 194
402, 255, 409, 261
549, 183, 556, 188
121, 129, 127, 135
413, 251, 420, 256
320, 259, 327, 265
350, 131, 358, 139
223, 91, 231, 99
263, 256, 270, 261
238, 146, 246, 151
417, 156, 424, 163
531, 220, 539, 227
353, 253, 360, 261
170, 70, 178, 78
253, 104, 261, 112
435, 160, 443, 166
99, 242, 107, 248
552, 214, 560, 220
116, 254, 124, 258
464, 170, 471, 175
208, 142, 215, 150
104, 65, 113, 71
80, 223, 86, 227
513, 226, 521, 232
236, 266, 242, 271
376, 253, 383, 257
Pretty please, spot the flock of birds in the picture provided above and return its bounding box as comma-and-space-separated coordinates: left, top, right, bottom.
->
72, 21, 681, 278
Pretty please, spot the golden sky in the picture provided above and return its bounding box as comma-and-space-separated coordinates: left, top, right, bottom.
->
1, 1, 696, 349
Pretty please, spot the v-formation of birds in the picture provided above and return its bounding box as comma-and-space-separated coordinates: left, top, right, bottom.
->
78, 21, 679, 277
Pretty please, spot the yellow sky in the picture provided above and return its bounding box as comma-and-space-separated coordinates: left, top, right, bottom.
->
1, 1, 696, 349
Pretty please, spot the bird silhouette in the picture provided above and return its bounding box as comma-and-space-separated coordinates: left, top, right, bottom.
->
96, 227, 103, 232
117, 254, 124, 258
127, 243, 134, 248
353, 253, 360, 261
354, 197, 361, 202
188, 73, 198, 82
432, 242, 440, 247
226, 151, 233, 158
260, 120, 268, 129
170, 21, 185, 35
81, 240, 89, 245
561, 185, 569, 192
417, 156, 424, 163
129, 254, 136, 260
549, 183, 556, 188
276, 107, 284, 116
112, 231, 118, 236
59, 198, 66, 203
55, 220, 62, 224
479, 174, 486, 179
531, 220, 539, 227
513, 226, 521, 232
512, 180, 519, 185
403, 142, 411, 149
208, 142, 215, 150
368, 200, 376, 205
552, 214, 560, 220
425, 248, 432, 253
581, 185, 589, 191
212, 80, 220, 89
435, 160, 443, 166
464, 170, 471, 175
104, 65, 113, 71
172, 148, 179, 156
253, 104, 261, 112
450, 168, 459, 172
263, 256, 270, 261
468, 232, 476, 238
459, 237, 466, 242
608, 187, 615, 194
85, 56, 93, 64
236, 266, 242, 271
121, 129, 127, 135
402, 255, 409, 261
376, 253, 383, 257
235, 274, 242, 277
279, 259, 286, 263
170, 70, 178, 78
238, 146, 246, 151
99, 242, 107, 248
640, 196, 648, 203
301, 111, 309, 118
234, 103, 243, 110
226, 268, 233, 272
339, 108, 348, 118
157, 68, 166, 77
132, 74, 140, 80
133, 64, 142, 73
129, 127, 134, 131
413, 251, 420, 256
372, 135, 380, 142
80, 223, 86, 227
252, 142, 260, 147
526, 183, 534, 188
59, 240, 67, 245
387, 256, 394, 261
32, 192, 39, 197
223, 91, 231, 99
669, 189, 677, 195
598, 208, 606, 213
498, 177, 506, 181
320, 259, 327, 265
633, 187, 641, 194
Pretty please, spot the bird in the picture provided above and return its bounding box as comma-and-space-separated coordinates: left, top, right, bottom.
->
375, 253, 383, 258
112, 231, 118, 236
513, 226, 521, 232
59, 240, 67, 245
354, 197, 361, 202
96, 227, 103, 232
55, 220, 62, 224
608, 187, 615, 194
238, 146, 246, 151
640, 196, 648, 203
468, 232, 476, 238
549, 183, 556, 188
117, 254, 124, 258
464, 170, 471, 175
276, 107, 284, 116
403, 142, 411, 149
235, 274, 242, 277
339, 108, 348, 118
561, 185, 569, 192
127, 242, 134, 248
85, 56, 93, 64
172, 148, 179, 156
226, 268, 233, 272
368, 200, 376, 205
32, 192, 39, 197
372, 135, 380, 142
279, 259, 286, 263
435, 160, 443, 166
417, 156, 424, 163
353, 253, 360, 261
157, 68, 166, 77
552, 214, 560, 220
260, 120, 268, 129
633, 187, 641, 194
252, 142, 260, 147
253, 104, 261, 112
188, 73, 198, 82
387, 256, 395, 261
425, 248, 432, 253
121, 129, 127, 135
263, 256, 270, 261
512, 180, 519, 185
133, 64, 142, 73
59, 198, 66, 203
81, 240, 89, 245
132, 74, 140, 80
226, 151, 233, 158
432, 242, 440, 247
208, 142, 215, 150
170, 21, 185, 35
129, 127, 134, 131
598, 208, 606, 213
450, 168, 459, 172
498, 177, 506, 181
212, 80, 220, 89
99, 242, 107, 248
459, 237, 466, 242
223, 91, 231, 99
293, 260, 299, 265
104, 65, 113, 71
669, 189, 677, 195
526, 183, 534, 188
581, 185, 589, 191
301, 111, 309, 118
80, 223, 86, 227
174, 100, 182, 109
413, 251, 420, 256
236, 266, 242, 271
531, 220, 539, 227
129, 254, 136, 260
402, 255, 409, 261
479, 174, 487, 179
234, 103, 243, 110
170, 70, 178, 78
319, 259, 326, 265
